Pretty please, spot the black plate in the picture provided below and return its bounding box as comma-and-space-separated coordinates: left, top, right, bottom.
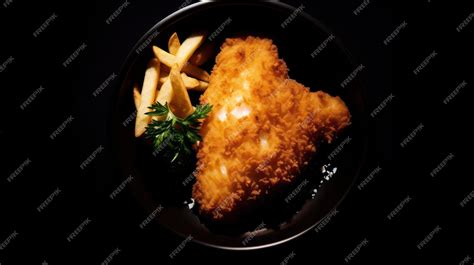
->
113, 0, 367, 250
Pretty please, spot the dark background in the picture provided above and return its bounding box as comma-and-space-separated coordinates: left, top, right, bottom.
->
0, 0, 472, 264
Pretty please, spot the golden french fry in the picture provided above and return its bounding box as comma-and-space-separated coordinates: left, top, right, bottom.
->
189, 80, 209, 92
153, 79, 173, 121
168, 32, 181, 55
133, 84, 141, 110
153, 46, 175, 66
135, 58, 160, 137
160, 74, 200, 89
183, 62, 210, 82
169, 64, 194, 118
156, 79, 173, 105
189, 42, 214, 66
159, 67, 199, 89
181, 73, 199, 88
153, 46, 210, 81
175, 32, 206, 70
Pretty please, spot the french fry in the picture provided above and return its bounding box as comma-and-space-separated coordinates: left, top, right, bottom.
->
183, 62, 210, 82
181, 73, 199, 88
142, 32, 210, 123
189, 42, 214, 66
153, 46, 210, 81
175, 32, 205, 70
169, 64, 194, 118
156, 79, 173, 105
153, 46, 176, 66
168, 32, 181, 55
189, 80, 209, 92
135, 58, 160, 137
153, 79, 173, 121
133, 84, 141, 110
160, 74, 200, 89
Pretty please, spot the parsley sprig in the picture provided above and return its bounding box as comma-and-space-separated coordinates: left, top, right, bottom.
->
145, 102, 212, 163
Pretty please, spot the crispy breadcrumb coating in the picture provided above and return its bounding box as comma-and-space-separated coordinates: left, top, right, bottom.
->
192, 36, 351, 220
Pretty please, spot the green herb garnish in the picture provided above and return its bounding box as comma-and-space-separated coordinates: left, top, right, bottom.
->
145, 102, 212, 163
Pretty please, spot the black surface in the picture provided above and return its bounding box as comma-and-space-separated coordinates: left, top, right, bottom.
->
0, 0, 472, 264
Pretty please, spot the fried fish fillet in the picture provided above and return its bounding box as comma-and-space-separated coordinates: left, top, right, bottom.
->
192, 36, 351, 220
